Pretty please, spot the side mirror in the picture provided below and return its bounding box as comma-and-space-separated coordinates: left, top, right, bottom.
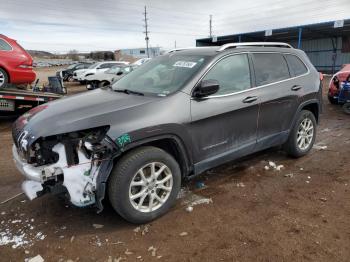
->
193, 79, 219, 98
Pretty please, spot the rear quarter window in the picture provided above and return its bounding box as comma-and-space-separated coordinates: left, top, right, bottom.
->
285, 54, 308, 77
252, 53, 290, 86
0, 39, 12, 51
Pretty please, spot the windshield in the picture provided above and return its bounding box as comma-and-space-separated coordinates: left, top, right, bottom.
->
88, 63, 100, 69
112, 54, 209, 96
106, 66, 121, 74
67, 64, 78, 69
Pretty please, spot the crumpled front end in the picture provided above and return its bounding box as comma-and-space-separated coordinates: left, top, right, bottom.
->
12, 126, 118, 210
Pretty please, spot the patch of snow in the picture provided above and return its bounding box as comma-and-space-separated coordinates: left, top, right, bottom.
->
92, 224, 104, 229
185, 206, 193, 212
182, 193, 212, 207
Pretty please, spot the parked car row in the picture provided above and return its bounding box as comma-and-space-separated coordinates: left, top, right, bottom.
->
86, 65, 135, 90
73, 61, 129, 84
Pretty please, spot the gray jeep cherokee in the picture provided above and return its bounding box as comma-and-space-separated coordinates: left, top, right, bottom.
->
12, 42, 322, 223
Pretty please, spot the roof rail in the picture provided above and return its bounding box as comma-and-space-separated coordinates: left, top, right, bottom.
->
217, 42, 293, 51
166, 46, 211, 54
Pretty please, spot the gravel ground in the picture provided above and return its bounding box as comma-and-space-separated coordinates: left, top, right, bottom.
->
0, 76, 349, 261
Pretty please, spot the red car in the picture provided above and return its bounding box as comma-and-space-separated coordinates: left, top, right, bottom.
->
0, 34, 36, 88
328, 64, 350, 104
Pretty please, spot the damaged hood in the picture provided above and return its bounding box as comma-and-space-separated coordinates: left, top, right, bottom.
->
13, 88, 159, 147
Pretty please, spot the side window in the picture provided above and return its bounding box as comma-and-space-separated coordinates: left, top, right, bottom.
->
0, 39, 12, 51
252, 53, 290, 86
285, 54, 308, 77
100, 63, 111, 69
203, 54, 251, 95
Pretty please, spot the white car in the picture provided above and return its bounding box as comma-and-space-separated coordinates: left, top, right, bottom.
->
73, 61, 129, 83
86, 65, 134, 90
132, 58, 151, 66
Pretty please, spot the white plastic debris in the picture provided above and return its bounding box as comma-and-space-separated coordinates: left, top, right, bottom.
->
27, 255, 44, 262
313, 144, 328, 150
264, 166, 270, 170
147, 246, 157, 256
125, 249, 133, 255
179, 232, 188, 237
133, 227, 141, 233
236, 182, 245, 188
276, 165, 284, 171
284, 173, 294, 178
268, 161, 277, 168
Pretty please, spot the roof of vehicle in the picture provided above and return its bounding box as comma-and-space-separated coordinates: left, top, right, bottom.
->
169, 43, 299, 57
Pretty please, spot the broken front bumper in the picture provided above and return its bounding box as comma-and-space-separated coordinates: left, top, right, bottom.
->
13, 145, 45, 200
12, 143, 98, 207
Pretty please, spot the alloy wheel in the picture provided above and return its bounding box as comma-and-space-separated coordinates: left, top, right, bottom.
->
297, 118, 314, 150
0, 71, 5, 87
129, 162, 173, 213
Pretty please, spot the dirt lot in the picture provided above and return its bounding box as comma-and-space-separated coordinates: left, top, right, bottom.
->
0, 74, 349, 261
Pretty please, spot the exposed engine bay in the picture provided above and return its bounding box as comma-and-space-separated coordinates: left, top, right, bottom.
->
13, 126, 118, 211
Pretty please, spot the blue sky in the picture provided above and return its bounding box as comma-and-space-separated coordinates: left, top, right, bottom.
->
1, 0, 349, 52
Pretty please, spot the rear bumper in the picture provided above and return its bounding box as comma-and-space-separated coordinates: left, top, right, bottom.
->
10, 69, 36, 85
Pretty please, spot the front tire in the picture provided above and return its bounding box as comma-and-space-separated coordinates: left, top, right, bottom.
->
0, 68, 9, 88
108, 146, 181, 224
284, 110, 317, 158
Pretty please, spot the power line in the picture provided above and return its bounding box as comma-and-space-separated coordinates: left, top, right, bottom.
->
143, 6, 150, 58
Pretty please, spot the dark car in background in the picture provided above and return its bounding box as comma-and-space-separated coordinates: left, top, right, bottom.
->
56, 62, 93, 82
13, 42, 322, 224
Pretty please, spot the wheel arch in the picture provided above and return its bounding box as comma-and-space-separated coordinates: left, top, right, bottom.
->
117, 134, 193, 178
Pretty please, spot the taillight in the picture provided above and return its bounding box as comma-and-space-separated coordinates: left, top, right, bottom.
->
319, 72, 324, 81
18, 64, 33, 69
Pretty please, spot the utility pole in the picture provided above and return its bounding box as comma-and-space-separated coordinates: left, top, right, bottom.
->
209, 15, 213, 38
174, 40, 177, 48
143, 6, 150, 58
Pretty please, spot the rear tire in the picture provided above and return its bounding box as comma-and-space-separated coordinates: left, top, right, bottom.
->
327, 95, 338, 105
0, 68, 9, 88
343, 103, 350, 115
284, 110, 317, 158
108, 146, 181, 224
99, 81, 110, 88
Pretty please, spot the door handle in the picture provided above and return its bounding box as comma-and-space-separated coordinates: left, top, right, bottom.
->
242, 96, 258, 103
291, 85, 302, 91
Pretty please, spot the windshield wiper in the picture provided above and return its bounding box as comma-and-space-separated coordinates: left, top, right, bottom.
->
114, 89, 144, 96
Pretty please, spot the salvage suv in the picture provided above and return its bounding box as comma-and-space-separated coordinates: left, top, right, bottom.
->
12, 42, 322, 223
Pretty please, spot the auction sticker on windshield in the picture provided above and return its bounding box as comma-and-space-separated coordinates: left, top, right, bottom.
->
173, 61, 197, 68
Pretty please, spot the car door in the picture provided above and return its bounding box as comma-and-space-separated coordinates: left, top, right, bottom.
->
251, 52, 302, 150
189, 53, 260, 172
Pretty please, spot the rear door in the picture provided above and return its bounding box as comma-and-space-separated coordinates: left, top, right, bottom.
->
252, 52, 303, 149
189, 53, 259, 171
